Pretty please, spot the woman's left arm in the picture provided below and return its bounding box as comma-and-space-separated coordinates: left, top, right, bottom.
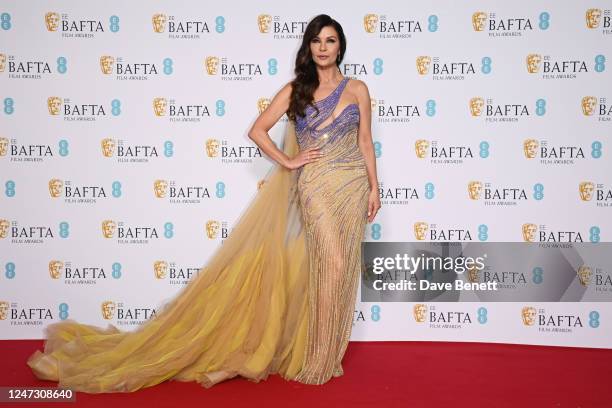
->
354, 79, 381, 223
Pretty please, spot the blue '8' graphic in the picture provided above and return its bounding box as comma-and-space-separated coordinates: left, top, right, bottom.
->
538, 12, 550, 30
424, 182, 435, 199
481, 57, 492, 74
164, 222, 174, 238
216, 100, 225, 116
532, 267, 543, 284
594, 55, 605, 73
111, 99, 121, 116
268, 58, 278, 75
215, 182, 225, 198
477, 307, 488, 324
111, 181, 122, 198
370, 305, 381, 321
373, 58, 383, 75
215, 16, 225, 33
589, 311, 600, 328
426, 100, 436, 116
112, 262, 122, 279
164, 141, 174, 157
5, 262, 16, 279
4, 97, 14, 114
1, 13, 11, 30
59, 222, 69, 238
373, 141, 382, 158
591, 141, 602, 158
163, 58, 173, 75
57, 57, 68, 74
478, 224, 488, 241
59, 303, 69, 320
5, 180, 15, 197
370, 223, 381, 240
427, 15, 438, 32
533, 183, 544, 200
59, 140, 69, 156
109, 15, 120, 32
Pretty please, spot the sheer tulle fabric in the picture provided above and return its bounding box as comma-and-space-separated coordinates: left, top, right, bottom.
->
27, 122, 311, 393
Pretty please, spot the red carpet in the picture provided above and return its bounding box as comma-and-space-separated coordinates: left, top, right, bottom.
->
2, 340, 610, 407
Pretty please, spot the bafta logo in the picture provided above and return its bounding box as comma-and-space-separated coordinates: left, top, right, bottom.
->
467, 265, 480, 283
205, 139, 220, 158
363, 14, 379, 33
468, 181, 483, 200
579, 181, 595, 201
257, 97, 271, 114
581, 96, 597, 116
415, 139, 429, 158
586, 8, 602, 29
100, 56, 115, 75
0, 301, 8, 320
257, 14, 272, 33
472, 12, 487, 31
45, 12, 60, 32
523, 139, 539, 159
413, 222, 428, 241
48, 178, 63, 198
413, 304, 427, 323
469, 97, 484, 116
102, 220, 116, 238
577, 265, 592, 286
526, 54, 542, 73
0, 219, 9, 238
522, 223, 537, 242
154, 180, 168, 198
101, 301, 116, 320
152, 13, 167, 33
101, 138, 116, 157
47, 96, 62, 115
521, 306, 537, 326
154, 260, 168, 279
205, 56, 219, 75
416, 56, 431, 75
0, 137, 8, 156
49, 260, 63, 279
257, 179, 266, 190
205, 220, 220, 239
153, 97, 167, 116
0, 53, 6, 73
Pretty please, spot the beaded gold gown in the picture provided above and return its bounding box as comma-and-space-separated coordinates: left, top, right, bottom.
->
27, 77, 371, 393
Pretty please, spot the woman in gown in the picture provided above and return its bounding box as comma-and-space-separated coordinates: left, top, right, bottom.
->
26, 14, 381, 393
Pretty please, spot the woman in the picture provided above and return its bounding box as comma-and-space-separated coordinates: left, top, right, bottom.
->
27, 14, 380, 392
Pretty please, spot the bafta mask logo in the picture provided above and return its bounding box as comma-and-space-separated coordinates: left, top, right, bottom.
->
257, 97, 271, 114
581, 96, 597, 116
586, 8, 602, 29
47, 96, 62, 115
472, 12, 487, 32
522, 223, 537, 242
526, 54, 542, 73
579, 181, 595, 201
0, 137, 8, 156
154, 180, 168, 198
153, 97, 167, 116
45, 12, 60, 32
0, 219, 9, 238
413, 222, 428, 241
102, 220, 117, 238
257, 179, 266, 190
100, 55, 115, 75
101, 138, 116, 157
152, 13, 167, 33
49, 260, 63, 279
205, 220, 220, 239
416, 56, 432, 75
101, 301, 116, 320
468, 181, 483, 200
48, 178, 63, 198
523, 139, 539, 159
257, 14, 272, 33
415, 139, 429, 158
521, 306, 537, 326
413, 304, 427, 323
467, 265, 480, 283
364, 14, 379, 33
0, 301, 9, 320
205, 56, 219, 75
205, 139, 220, 158
154, 260, 168, 279
469, 97, 484, 116
577, 265, 592, 286
0, 53, 6, 73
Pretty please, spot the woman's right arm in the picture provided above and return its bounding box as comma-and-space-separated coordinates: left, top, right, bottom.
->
248, 82, 322, 170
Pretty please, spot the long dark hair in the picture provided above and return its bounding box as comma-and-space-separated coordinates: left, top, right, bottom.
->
287, 14, 347, 122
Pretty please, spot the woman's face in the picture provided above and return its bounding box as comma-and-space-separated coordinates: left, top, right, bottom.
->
310, 25, 340, 68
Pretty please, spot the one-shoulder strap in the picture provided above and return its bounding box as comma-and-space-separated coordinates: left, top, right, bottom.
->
309, 77, 349, 130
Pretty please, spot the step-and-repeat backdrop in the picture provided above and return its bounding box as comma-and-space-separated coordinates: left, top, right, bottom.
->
1, 1, 611, 348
